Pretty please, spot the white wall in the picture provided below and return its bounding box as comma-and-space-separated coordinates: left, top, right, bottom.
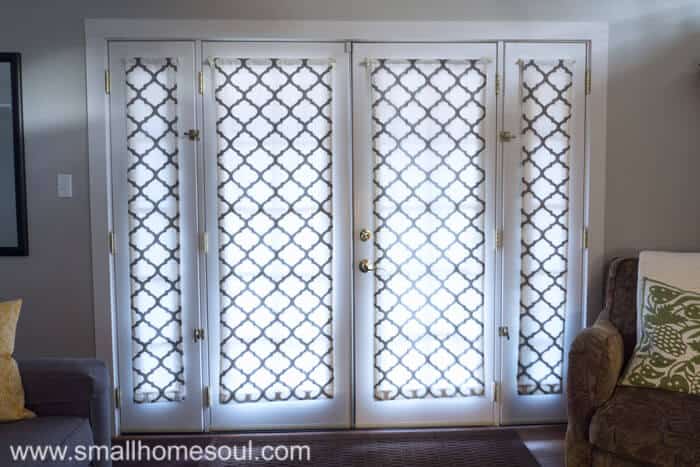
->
0, 0, 699, 357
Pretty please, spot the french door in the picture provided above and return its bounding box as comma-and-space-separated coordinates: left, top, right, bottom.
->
109, 41, 204, 431
352, 43, 498, 427
500, 43, 587, 423
108, 39, 588, 432
201, 42, 352, 430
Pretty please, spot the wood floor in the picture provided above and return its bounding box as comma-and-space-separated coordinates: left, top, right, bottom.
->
516, 425, 566, 467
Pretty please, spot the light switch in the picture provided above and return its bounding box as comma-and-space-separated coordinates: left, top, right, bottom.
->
57, 173, 73, 198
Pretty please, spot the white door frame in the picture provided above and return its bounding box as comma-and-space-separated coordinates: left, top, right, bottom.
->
85, 19, 608, 434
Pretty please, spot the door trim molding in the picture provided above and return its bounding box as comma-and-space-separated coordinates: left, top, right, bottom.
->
85, 19, 608, 434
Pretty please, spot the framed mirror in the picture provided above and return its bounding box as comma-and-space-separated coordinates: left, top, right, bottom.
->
0, 53, 28, 256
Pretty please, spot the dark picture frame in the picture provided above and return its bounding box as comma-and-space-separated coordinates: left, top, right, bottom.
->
0, 52, 28, 256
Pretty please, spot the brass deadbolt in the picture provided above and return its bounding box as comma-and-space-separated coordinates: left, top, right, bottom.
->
359, 229, 372, 242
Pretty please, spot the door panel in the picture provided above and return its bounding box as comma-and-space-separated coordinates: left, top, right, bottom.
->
500, 42, 587, 424
109, 41, 203, 432
202, 42, 352, 430
353, 43, 498, 427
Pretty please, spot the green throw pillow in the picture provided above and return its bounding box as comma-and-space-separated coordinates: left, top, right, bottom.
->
619, 277, 700, 395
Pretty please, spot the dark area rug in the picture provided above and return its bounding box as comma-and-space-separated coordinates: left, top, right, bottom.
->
115, 429, 540, 467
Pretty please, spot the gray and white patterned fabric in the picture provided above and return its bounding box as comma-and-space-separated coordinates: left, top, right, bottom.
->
213, 58, 334, 404
517, 59, 573, 395
125, 57, 185, 404
370, 59, 488, 401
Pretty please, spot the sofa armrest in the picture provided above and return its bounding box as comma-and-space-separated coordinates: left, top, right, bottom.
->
566, 319, 624, 450
17, 359, 111, 456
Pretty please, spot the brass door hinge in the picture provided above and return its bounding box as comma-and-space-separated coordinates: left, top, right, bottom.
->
104, 70, 111, 95
199, 231, 209, 253
184, 129, 200, 141
495, 229, 503, 250
499, 130, 516, 142
495, 72, 500, 96
493, 381, 501, 403
198, 70, 204, 95
498, 326, 510, 340
583, 227, 589, 250
108, 231, 116, 255
114, 387, 121, 409
193, 327, 205, 343
585, 68, 591, 95
203, 386, 211, 408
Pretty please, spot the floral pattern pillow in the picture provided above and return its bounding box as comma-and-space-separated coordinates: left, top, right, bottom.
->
620, 277, 700, 395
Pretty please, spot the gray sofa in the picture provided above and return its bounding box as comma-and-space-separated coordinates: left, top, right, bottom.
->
566, 258, 700, 465
1, 359, 111, 467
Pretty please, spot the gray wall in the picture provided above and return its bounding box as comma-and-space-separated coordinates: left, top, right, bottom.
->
0, 0, 699, 358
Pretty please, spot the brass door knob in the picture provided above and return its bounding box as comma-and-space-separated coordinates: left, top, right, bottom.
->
358, 259, 376, 273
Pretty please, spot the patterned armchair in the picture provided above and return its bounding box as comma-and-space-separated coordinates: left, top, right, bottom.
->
566, 258, 700, 466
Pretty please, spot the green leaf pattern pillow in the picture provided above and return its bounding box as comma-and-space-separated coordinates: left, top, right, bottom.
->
619, 277, 700, 395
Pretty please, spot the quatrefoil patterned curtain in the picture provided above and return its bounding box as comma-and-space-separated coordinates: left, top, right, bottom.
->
517, 59, 574, 395
370, 59, 488, 401
125, 57, 185, 404
213, 58, 335, 404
